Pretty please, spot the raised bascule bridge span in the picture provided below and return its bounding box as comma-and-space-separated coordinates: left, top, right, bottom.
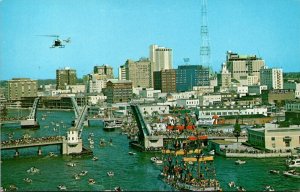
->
1, 97, 91, 157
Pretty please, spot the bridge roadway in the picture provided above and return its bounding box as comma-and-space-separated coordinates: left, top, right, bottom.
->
0, 136, 64, 150
130, 105, 150, 138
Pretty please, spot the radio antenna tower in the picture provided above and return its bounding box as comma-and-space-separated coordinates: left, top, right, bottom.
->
200, 0, 211, 69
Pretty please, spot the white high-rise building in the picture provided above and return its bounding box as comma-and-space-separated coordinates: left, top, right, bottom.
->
260, 68, 283, 90
149, 44, 173, 72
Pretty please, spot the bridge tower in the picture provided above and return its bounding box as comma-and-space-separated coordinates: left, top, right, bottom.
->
20, 97, 40, 128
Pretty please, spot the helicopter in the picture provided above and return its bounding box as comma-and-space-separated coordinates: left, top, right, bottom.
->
38, 35, 71, 48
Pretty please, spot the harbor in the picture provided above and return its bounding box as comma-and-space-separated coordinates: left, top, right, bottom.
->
1, 109, 300, 191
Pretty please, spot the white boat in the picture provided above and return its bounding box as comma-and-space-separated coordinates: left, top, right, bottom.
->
287, 158, 300, 168
88, 179, 96, 185
128, 151, 136, 155
67, 162, 77, 167
151, 157, 163, 165
49, 152, 57, 157
89, 140, 95, 145
92, 156, 98, 161
79, 170, 88, 176
235, 159, 246, 165
264, 185, 275, 191
228, 181, 235, 188
269, 170, 280, 174
27, 167, 40, 174
283, 169, 300, 178
57, 185, 67, 191
107, 171, 114, 177
209, 150, 215, 156
23, 178, 32, 183
74, 174, 80, 180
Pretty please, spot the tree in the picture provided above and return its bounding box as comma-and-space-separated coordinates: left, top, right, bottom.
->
233, 119, 241, 143
0, 105, 8, 120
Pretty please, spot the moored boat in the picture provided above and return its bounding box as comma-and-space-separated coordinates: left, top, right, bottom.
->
88, 178, 96, 185
107, 171, 114, 177
151, 156, 163, 165
57, 185, 67, 191
287, 158, 300, 168
235, 159, 246, 165
283, 169, 300, 178
269, 169, 280, 174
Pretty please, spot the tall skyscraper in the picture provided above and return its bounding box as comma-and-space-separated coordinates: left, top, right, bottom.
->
176, 65, 210, 92
8, 78, 37, 101
260, 68, 283, 90
121, 58, 152, 88
226, 51, 265, 82
149, 44, 173, 72
56, 67, 77, 90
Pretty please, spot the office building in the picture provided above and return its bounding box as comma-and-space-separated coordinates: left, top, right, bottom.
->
226, 51, 265, 82
8, 78, 37, 101
56, 67, 77, 90
176, 65, 210, 92
94, 64, 114, 79
153, 69, 176, 93
260, 68, 283, 90
121, 58, 152, 88
105, 79, 133, 103
149, 44, 173, 71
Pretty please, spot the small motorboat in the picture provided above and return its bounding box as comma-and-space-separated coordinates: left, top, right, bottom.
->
283, 169, 300, 178
114, 186, 122, 192
92, 156, 98, 161
49, 152, 57, 157
57, 185, 67, 191
128, 151, 136, 155
236, 186, 246, 191
67, 162, 77, 167
27, 167, 40, 174
107, 171, 114, 177
269, 170, 280, 174
264, 185, 275, 191
235, 159, 246, 165
23, 177, 32, 183
208, 150, 215, 155
79, 170, 88, 176
74, 174, 80, 180
88, 179, 96, 185
151, 157, 163, 165
228, 181, 235, 188
287, 158, 300, 168
90, 145, 94, 149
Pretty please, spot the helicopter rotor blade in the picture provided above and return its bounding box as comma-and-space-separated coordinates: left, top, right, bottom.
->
36, 35, 59, 38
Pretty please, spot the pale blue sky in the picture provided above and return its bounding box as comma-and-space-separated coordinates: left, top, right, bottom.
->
1, 0, 300, 80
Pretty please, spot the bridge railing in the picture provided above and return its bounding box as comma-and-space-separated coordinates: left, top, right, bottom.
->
1, 136, 64, 149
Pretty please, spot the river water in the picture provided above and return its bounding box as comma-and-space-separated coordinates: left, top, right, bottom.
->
1, 110, 300, 191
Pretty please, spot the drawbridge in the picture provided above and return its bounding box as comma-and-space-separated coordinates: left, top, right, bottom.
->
20, 97, 40, 128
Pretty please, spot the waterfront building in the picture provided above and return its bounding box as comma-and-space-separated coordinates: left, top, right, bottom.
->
94, 64, 114, 79
87, 74, 107, 93
56, 67, 77, 90
176, 65, 210, 92
199, 94, 221, 106
261, 89, 295, 105
149, 44, 173, 71
225, 51, 265, 82
247, 123, 300, 151
105, 79, 132, 103
139, 88, 161, 98
196, 105, 268, 120
7, 78, 37, 101
139, 105, 169, 116
87, 94, 107, 106
153, 69, 176, 93
122, 58, 153, 88
260, 68, 283, 90
176, 99, 199, 108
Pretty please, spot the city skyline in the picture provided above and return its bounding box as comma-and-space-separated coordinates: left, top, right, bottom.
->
1, 0, 300, 80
